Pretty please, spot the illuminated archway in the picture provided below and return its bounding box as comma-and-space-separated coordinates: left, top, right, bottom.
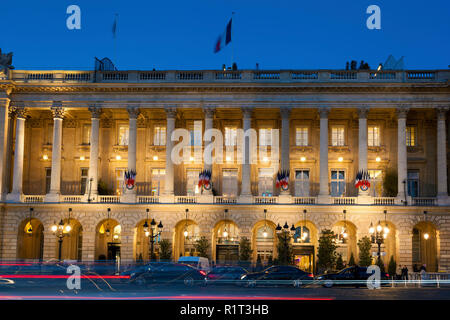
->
292, 220, 318, 273
95, 219, 121, 261
17, 218, 44, 260
59, 218, 83, 261
173, 220, 200, 259
412, 221, 438, 272
212, 220, 240, 263
332, 220, 357, 266
251, 220, 277, 264
133, 219, 164, 262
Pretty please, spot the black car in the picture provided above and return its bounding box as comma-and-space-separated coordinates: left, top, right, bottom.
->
317, 266, 389, 288
126, 262, 207, 287
240, 265, 314, 287
206, 266, 248, 285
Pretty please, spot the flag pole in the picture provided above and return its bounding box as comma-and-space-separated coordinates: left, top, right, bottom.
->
113, 13, 118, 69
231, 12, 235, 69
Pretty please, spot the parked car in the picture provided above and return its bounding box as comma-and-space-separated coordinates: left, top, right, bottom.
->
316, 265, 390, 288
206, 266, 248, 285
178, 256, 210, 272
239, 265, 314, 288
127, 262, 207, 287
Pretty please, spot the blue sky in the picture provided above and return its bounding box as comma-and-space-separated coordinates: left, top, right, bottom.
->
1, 0, 449, 70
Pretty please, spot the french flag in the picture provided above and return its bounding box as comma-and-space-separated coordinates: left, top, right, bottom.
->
214, 18, 232, 53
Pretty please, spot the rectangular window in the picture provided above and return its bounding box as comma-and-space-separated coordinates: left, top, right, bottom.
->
259, 128, 272, 146
331, 127, 345, 146
222, 169, 238, 197
407, 170, 419, 197
188, 124, 202, 146
153, 126, 166, 146
80, 168, 89, 194
330, 170, 345, 196
115, 168, 126, 195
406, 126, 416, 147
258, 168, 274, 196
151, 168, 165, 196
368, 169, 383, 197
295, 127, 308, 146
224, 127, 237, 146
45, 168, 51, 193
186, 169, 201, 195
118, 125, 129, 146
82, 124, 91, 145
295, 170, 310, 197
368, 126, 380, 147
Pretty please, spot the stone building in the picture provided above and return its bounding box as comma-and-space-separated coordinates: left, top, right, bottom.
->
0, 68, 449, 272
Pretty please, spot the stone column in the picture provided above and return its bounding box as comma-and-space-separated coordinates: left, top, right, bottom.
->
396, 108, 409, 202
0, 98, 10, 199
436, 107, 449, 204
358, 107, 370, 201
84, 106, 102, 202
162, 107, 176, 202
318, 107, 331, 203
121, 106, 139, 203
238, 107, 253, 203
3, 107, 15, 197
279, 107, 292, 201
7, 107, 27, 202
202, 107, 215, 198
45, 104, 64, 202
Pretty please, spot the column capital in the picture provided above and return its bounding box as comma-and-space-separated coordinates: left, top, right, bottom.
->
127, 106, 140, 120
318, 107, 330, 119
436, 107, 449, 121
51, 102, 64, 119
396, 107, 409, 119
241, 106, 254, 119
280, 107, 291, 119
204, 106, 216, 119
88, 106, 102, 119
14, 106, 27, 119
165, 106, 177, 119
357, 107, 370, 119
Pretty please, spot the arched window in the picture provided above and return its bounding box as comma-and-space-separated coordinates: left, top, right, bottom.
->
293, 226, 310, 243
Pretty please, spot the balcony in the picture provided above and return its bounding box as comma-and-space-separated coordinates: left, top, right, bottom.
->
137, 196, 160, 204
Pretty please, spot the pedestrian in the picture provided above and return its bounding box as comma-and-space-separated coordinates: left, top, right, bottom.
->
402, 265, 409, 280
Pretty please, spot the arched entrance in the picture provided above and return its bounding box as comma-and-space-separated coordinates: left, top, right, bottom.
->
292, 220, 318, 273
412, 221, 438, 272
213, 220, 239, 263
60, 218, 83, 261
95, 219, 121, 261
252, 220, 277, 265
134, 219, 164, 262
17, 218, 44, 260
332, 220, 357, 267
174, 220, 200, 259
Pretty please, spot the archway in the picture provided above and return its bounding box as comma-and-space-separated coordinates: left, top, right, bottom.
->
412, 221, 438, 272
212, 220, 240, 264
95, 219, 121, 261
134, 219, 164, 262
292, 220, 318, 273
251, 220, 277, 265
60, 218, 83, 261
17, 218, 44, 260
332, 221, 357, 267
173, 219, 200, 259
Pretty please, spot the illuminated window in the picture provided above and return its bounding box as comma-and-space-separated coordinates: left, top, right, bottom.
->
118, 125, 129, 146
151, 168, 165, 196
224, 127, 237, 146
331, 127, 345, 146
80, 168, 89, 194
153, 126, 166, 146
258, 168, 273, 196
259, 128, 272, 146
186, 169, 201, 196
115, 168, 126, 195
82, 124, 91, 145
295, 170, 310, 197
295, 127, 308, 146
330, 170, 345, 196
188, 123, 202, 146
406, 126, 416, 147
222, 169, 238, 197
368, 169, 383, 197
368, 126, 380, 147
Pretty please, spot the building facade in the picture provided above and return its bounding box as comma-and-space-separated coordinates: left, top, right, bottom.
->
0, 68, 449, 272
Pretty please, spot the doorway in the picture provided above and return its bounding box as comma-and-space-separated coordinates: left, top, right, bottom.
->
293, 245, 314, 273
107, 243, 121, 261
216, 245, 239, 263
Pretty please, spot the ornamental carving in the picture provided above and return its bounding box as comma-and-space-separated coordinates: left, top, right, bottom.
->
127, 106, 140, 119
165, 107, 177, 119
137, 115, 147, 128
280, 107, 291, 119
357, 107, 369, 119
407, 146, 424, 154
101, 117, 112, 128
88, 106, 102, 119
204, 106, 216, 119
14, 107, 27, 119
328, 146, 350, 153
396, 107, 409, 119
318, 107, 330, 119
436, 107, 449, 121
241, 106, 253, 119
51, 104, 65, 119
63, 119, 77, 128
29, 119, 42, 128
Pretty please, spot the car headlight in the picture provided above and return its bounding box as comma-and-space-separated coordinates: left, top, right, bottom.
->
317, 276, 323, 280
240, 275, 247, 280
130, 273, 135, 277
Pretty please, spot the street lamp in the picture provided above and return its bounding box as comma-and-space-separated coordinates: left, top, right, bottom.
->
263, 209, 268, 238
423, 211, 429, 240
276, 220, 295, 263
144, 208, 163, 261
27, 208, 34, 234
223, 209, 229, 238
335, 210, 348, 244
184, 209, 189, 238
369, 210, 389, 263
51, 208, 72, 261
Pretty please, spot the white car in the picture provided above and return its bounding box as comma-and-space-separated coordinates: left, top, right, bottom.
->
178, 256, 210, 273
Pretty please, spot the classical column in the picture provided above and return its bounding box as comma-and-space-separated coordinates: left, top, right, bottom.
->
163, 107, 176, 200
45, 104, 65, 202
84, 106, 102, 201
318, 107, 330, 203
203, 107, 215, 196
280, 107, 291, 197
0, 97, 10, 199
436, 107, 449, 202
396, 108, 409, 201
358, 107, 369, 197
122, 106, 139, 203
7, 106, 26, 202
239, 107, 253, 201
3, 107, 15, 196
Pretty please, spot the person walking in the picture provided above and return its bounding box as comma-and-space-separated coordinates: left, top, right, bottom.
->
402, 265, 409, 280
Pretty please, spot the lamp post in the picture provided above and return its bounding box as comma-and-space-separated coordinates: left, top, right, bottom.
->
263, 209, 268, 238
27, 208, 34, 234
369, 210, 389, 264
276, 221, 295, 264
143, 208, 163, 261
51, 208, 72, 261
335, 210, 348, 244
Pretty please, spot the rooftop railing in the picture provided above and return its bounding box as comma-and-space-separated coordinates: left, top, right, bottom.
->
7, 69, 449, 84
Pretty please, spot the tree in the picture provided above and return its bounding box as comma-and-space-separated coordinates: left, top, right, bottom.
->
376, 256, 386, 273
383, 168, 398, 197
388, 255, 397, 278
348, 252, 356, 266
158, 239, 172, 261
358, 236, 373, 267
194, 236, 210, 259
239, 237, 253, 261
336, 253, 344, 270
317, 229, 337, 272
276, 233, 293, 265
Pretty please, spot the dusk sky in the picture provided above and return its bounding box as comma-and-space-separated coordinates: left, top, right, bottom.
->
1, 0, 449, 70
